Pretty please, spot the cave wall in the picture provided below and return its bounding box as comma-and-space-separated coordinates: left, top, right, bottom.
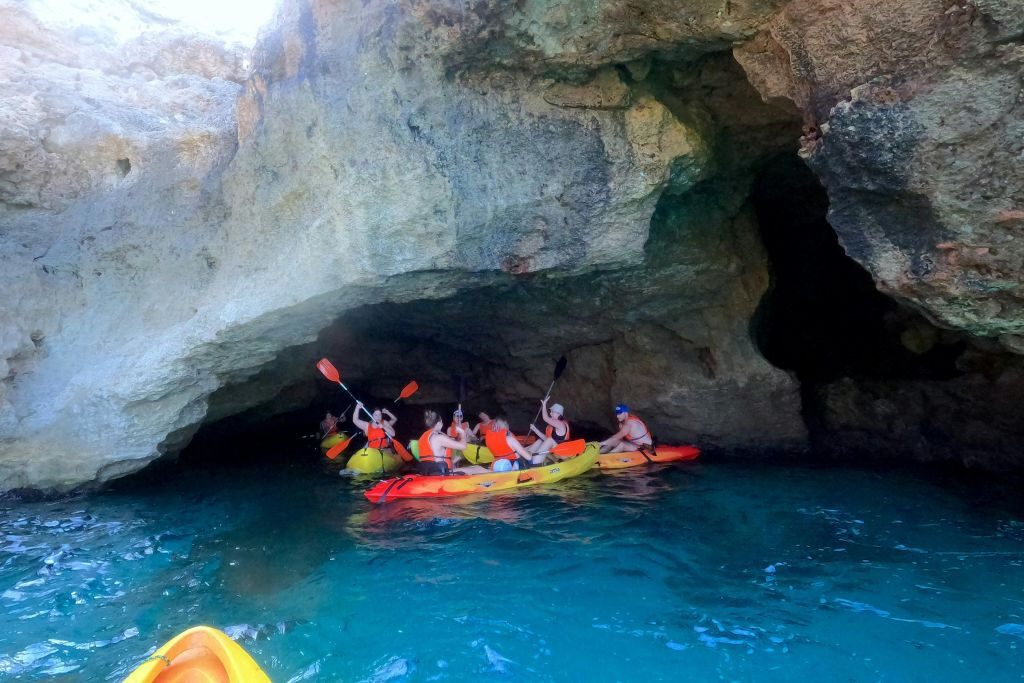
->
2, 0, 1023, 491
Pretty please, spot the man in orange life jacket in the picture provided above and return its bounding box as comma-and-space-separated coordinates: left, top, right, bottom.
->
351, 402, 397, 450
599, 404, 653, 453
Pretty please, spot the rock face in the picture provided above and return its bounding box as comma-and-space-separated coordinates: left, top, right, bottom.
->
735, 0, 1024, 345
1, 0, 1022, 491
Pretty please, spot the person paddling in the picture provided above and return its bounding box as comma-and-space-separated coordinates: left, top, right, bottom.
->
599, 404, 653, 453
419, 409, 468, 475
320, 411, 340, 438
485, 416, 541, 470
352, 402, 397, 450
528, 398, 570, 457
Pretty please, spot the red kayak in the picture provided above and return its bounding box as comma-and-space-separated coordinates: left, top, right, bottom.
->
595, 445, 699, 470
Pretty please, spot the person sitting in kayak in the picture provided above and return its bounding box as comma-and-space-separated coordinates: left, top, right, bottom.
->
352, 402, 397, 450
474, 412, 493, 440
485, 416, 541, 470
320, 411, 340, 437
527, 398, 570, 457
419, 409, 468, 475
449, 406, 474, 444
599, 404, 653, 453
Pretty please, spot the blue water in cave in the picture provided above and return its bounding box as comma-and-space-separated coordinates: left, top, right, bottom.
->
1, 454, 1022, 681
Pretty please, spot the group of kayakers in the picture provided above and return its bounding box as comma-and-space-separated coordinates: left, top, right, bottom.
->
322, 399, 653, 476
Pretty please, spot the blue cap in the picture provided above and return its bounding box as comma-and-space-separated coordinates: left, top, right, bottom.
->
615, 404, 629, 414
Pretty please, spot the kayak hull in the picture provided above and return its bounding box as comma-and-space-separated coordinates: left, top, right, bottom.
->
122, 626, 269, 683
346, 447, 402, 474
319, 431, 347, 450
365, 443, 599, 503
462, 443, 494, 464
596, 444, 700, 470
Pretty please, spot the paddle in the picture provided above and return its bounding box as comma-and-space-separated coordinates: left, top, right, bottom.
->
530, 356, 567, 427
547, 439, 586, 459
317, 359, 415, 464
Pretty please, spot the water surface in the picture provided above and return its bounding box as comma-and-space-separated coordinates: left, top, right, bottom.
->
1, 454, 1022, 680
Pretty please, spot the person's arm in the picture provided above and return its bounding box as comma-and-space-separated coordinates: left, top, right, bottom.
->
539, 398, 558, 428
529, 423, 546, 439
351, 404, 368, 432
382, 422, 396, 438
435, 429, 468, 452
507, 433, 532, 459
599, 424, 630, 448
382, 409, 397, 426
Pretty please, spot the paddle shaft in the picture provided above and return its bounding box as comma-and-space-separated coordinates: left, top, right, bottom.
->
529, 378, 559, 430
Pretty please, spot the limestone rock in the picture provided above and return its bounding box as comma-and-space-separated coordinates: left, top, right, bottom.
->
735, 0, 1024, 348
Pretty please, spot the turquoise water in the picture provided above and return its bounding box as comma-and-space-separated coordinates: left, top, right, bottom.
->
1, 455, 1023, 681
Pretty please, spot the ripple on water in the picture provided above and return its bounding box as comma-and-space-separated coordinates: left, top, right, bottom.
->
0, 460, 1021, 680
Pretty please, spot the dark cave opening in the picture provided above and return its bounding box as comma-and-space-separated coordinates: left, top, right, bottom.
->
750, 153, 966, 384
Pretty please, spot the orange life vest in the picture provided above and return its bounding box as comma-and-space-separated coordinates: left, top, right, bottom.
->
545, 421, 571, 443
445, 422, 468, 459
447, 422, 469, 438
365, 424, 389, 449
485, 429, 517, 461
623, 415, 651, 444
418, 429, 452, 468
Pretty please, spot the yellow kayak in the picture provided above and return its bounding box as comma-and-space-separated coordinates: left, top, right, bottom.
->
123, 626, 269, 682
408, 440, 493, 465
319, 431, 348, 450
346, 447, 403, 474
365, 443, 599, 502
462, 443, 494, 464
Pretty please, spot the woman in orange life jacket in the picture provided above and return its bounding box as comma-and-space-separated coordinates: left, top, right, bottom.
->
351, 401, 397, 450
473, 412, 493, 440
599, 403, 653, 453
484, 416, 541, 470
418, 409, 469, 476
527, 398, 570, 458
447, 406, 474, 465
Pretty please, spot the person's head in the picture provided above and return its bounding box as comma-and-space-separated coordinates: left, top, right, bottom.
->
615, 403, 629, 424
325, 412, 333, 419
478, 412, 491, 423
453, 407, 464, 422
550, 403, 565, 418
424, 409, 442, 431
371, 408, 383, 423
493, 416, 509, 431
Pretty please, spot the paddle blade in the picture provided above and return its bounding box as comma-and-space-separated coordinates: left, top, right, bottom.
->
392, 438, 415, 463
325, 436, 352, 460
551, 439, 586, 458
316, 358, 340, 383
553, 355, 568, 380
398, 380, 419, 400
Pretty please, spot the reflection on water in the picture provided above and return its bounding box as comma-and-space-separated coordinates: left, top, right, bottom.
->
0, 456, 1022, 680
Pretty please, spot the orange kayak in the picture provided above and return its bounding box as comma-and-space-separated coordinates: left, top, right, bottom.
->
596, 445, 699, 470
365, 444, 599, 503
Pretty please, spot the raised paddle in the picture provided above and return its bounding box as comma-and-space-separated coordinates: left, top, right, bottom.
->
395, 381, 418, 403
317, 359, 413, 465
530, 355, 568, 429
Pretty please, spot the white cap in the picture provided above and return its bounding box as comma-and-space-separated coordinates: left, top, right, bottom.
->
550, 403, 565, 416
